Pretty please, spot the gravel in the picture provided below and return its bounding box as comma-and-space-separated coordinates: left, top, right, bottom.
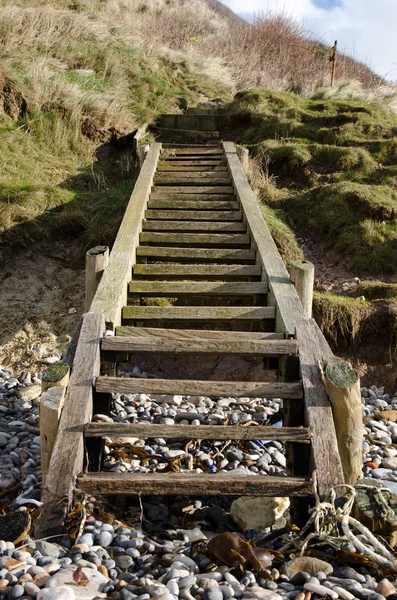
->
1, 366, 397, 599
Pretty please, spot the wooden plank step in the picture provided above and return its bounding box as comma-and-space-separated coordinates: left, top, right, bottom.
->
155, 178, 232, 186
136, 248, 256, 263
142, 221, 246, 233
77, 473, 314, 497
153, 128, 220, 140
161, 160, 223, 166
156, 171, 230, 178
148, 200, 239, 210
122, 306, 275, 321
86, 423, 310, 442
133, 264, 261, 277
162, 148, 223, 155
162, 143, 221, 148
115, 327, 285, 341
150, 192, 235, 201
128, 281, 267, 296
152, 186, 234, 195
145, 210, 243, 221
158, 166, 228, 172
139, 233, 250, 247
103, 334, 296, 356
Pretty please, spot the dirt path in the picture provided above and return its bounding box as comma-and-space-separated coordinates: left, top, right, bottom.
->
0, 239, 84, 371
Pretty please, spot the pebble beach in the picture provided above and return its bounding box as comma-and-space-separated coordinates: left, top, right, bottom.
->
1, 364, 397, 600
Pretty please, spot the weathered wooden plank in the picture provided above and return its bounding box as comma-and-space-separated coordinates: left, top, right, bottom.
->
152, 186, 234, 195
115, 326, 285, 341
139, 232, 250, 247
133, 264, 261, 277
128, 281, 267, 296
35, 312, 105, 537
161, 160, 223, 166
145, 210, 243, 221
153, 127, 220, 140
142, 221, 246, 232
86, 422, 310, 442
122, 306, 275, 321
90, 143, 161, 329
158, 166, 228, 172
156, 171, 230, 178
158, 114, 225, 131
135, 248, 256, 263
77, 473, 314, 497
155, 179, 232, 187
296, 318, 345, 497
223, 142, 304, 336
148, 200, 239, 210
162, 147, 223, 155
103, 334, 297, 356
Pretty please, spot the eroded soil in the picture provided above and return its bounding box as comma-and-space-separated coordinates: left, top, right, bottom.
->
0, 239, 84, 371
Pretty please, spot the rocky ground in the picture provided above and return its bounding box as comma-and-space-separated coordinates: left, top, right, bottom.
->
1, 365, 397, 600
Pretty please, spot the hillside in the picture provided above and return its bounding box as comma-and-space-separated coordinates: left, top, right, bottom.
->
226, 88, 397, 380
0, 0, 396, 379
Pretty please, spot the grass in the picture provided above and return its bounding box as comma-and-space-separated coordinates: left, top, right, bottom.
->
227, 88, 397, 274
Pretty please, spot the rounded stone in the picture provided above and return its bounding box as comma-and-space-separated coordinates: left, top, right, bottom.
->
37, 587, 76, 600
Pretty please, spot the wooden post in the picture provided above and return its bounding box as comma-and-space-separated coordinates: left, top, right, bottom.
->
236, 145, 249, 172
40, 386, 66, 486
326, 359, 363, 486
139, 144, 150, 166
330, 40, 338, 87
85, 246, 109, 311
41, 362, 70, 393
289, 260, 314, 318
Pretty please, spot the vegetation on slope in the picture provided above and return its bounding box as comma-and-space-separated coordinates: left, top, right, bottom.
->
227, 88, 397, 360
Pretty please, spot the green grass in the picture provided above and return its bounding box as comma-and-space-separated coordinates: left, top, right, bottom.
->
227, 88, 397, 274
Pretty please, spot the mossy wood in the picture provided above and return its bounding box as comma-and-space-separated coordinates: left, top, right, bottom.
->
41, 362, 70, 393
354, 480, 397, 546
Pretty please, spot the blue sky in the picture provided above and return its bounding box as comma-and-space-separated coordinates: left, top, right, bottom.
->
221, 0, 397, 81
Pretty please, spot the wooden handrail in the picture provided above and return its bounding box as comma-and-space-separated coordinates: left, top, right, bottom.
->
223, 141, 303, 337
91, 142, 162, 329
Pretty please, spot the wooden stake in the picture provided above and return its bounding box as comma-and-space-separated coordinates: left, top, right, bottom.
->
41, 362, 70, 393
330, 40, 338, 87
85, 246, 109, 311
326, 359, 363, 485
40, 386, 66, 486
289, 260, 314, 318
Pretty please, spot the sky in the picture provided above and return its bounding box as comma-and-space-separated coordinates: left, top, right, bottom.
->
221, 0, 397, 81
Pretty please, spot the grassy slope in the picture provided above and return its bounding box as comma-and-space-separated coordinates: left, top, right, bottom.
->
227, 88, 397, 355
0, 1, 231, 248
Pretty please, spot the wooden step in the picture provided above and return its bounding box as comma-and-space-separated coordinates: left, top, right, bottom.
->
152, 186, 234, 195
156, 171, 230, 178
103, 334, 296, 356
86, 423, 310, 442
122, 306, 275, 322
157, 166, 228, 172
145, 210, 243, 221
133, 264, 261, 277
128, 281, 267, 296
162, 147, 223, 155
161, 160, 223, 167
115, 326, 283, 340
139, 233, 250, 247
77, 473, 314, 497
136, 248, 256, 263
143, 220, 244, 232
154, 177, 231, 186
147, 200, 239, 210
153, 127, 220, 140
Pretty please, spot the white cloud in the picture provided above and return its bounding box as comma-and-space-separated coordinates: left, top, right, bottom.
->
221, 0, 397, 80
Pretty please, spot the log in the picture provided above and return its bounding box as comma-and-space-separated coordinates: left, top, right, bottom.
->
354, 479, 397, 547
41, 362, 70, 393
326, 359, 363, 486
85, 246, 109, 311
40, 386, 66, 486
289, 260, 314, 318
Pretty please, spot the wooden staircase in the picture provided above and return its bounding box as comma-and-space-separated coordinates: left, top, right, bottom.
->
35, 138, 344, 537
